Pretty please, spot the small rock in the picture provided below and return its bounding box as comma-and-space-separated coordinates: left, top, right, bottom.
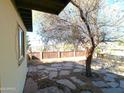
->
70, 77, 85, 86
120, 80, 124, 88
49, 71, 58, 79
56, 79, 76, 90
59, 70, 70, 76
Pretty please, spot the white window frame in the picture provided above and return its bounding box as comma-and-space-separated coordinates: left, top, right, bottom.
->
18, 26, 25, 65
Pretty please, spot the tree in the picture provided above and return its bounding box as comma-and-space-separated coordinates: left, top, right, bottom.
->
70, 0, 124, 77
67, 0, 102, 77
36, 0, 124, 77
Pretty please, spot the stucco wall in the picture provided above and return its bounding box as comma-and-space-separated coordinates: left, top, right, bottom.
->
0, 0, 28, 93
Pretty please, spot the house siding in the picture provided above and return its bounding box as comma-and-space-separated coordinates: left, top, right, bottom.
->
0, 0, 28, 93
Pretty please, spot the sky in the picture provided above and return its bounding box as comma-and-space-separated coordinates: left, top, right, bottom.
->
99, 0, 124, 39
27, 0, 124, 48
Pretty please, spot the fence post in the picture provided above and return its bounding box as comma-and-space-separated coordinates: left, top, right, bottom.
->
58, 51, 60, 58
59, 51, 61, 58
74, 50, 76, 57
40, 52, 43, 60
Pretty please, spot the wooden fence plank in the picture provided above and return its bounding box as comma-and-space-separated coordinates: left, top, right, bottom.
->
32, 51, 86, 59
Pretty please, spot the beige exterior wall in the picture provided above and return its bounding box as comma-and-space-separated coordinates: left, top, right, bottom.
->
0, 0, 28, 93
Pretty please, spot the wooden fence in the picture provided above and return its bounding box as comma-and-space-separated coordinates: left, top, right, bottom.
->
32, 51, 86, 60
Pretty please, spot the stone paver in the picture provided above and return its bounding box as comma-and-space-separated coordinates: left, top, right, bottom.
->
26, 59, 124, 93
99, 69, 107, 74
62, 66, 73, 70
37, 71, 47, 77
92, 81, 108, 88
49, 71, 58, 79
56, 79, 76, 90
28, 66, 37, 72
70, 77, 85, 86
37, 65, 46, 70
43, 70, 49, 74
24, 78, 38, 93
105, 73, 117, 78
63, 63, 73, 67
37, 86, 64, 93
59, 70, 70, 76
102, 88, 124, 93
107, 82, 119, 88
63, 87, 72, 93
73, 69, 82, 72
75, 65, 84, 69
120, 80, 124, 88
46, 67, 58, 71
51, 64, 62, 67
57, 67, 63, 70
104, 75, 115, 82
80, 90, 92, 93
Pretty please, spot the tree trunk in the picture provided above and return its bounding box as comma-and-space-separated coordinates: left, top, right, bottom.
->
85, 47, 95, 77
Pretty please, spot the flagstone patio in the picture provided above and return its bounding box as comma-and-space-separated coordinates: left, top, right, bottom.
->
23, 59, 124, 93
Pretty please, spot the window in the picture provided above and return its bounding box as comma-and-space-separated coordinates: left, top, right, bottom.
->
18, 26, 25, 64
